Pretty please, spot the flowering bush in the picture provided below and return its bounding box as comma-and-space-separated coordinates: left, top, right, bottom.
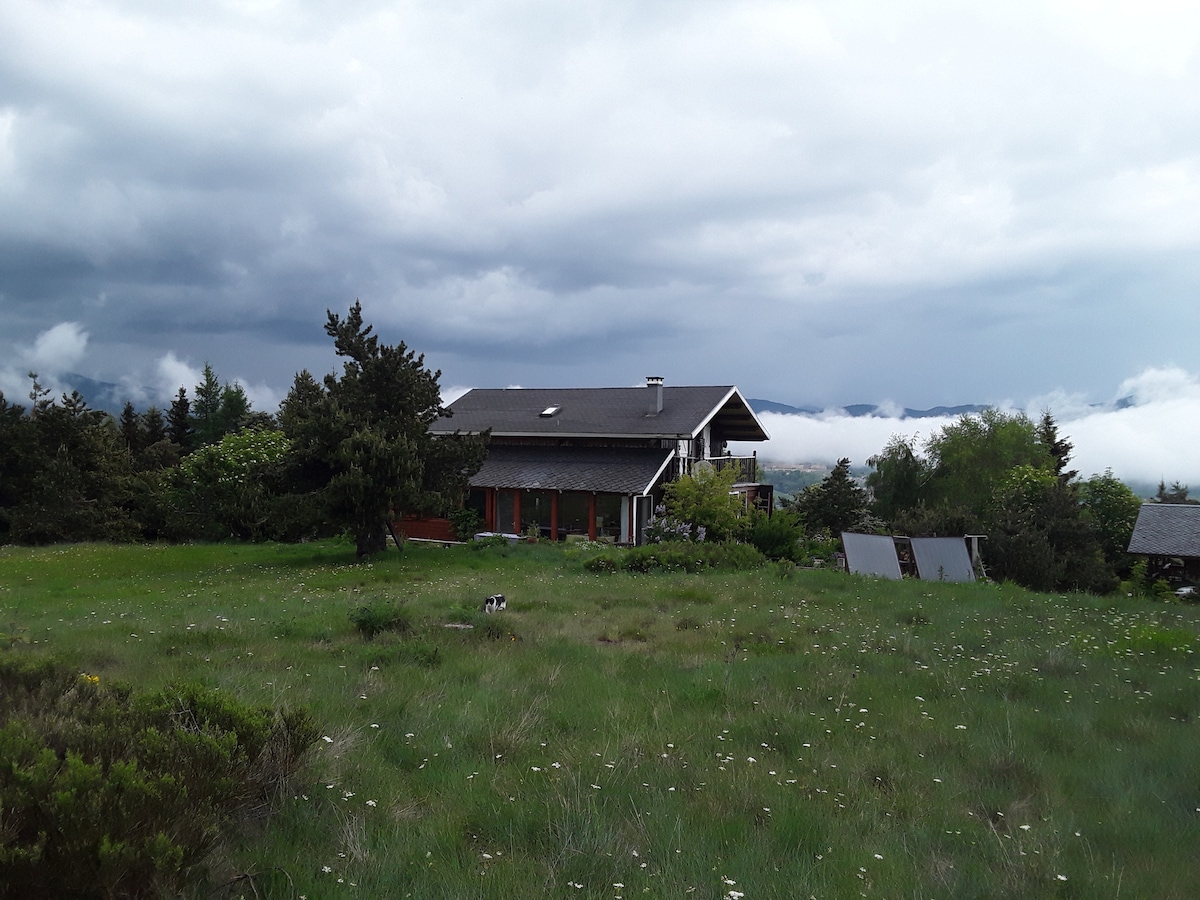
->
644, 504, 707, 544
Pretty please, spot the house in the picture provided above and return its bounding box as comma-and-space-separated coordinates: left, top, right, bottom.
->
1128, 503, 1200, 584
425, 377, 771, 544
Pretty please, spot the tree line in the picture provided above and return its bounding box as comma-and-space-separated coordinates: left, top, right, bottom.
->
645, 407, 1185, 595
0, 303, 487, 557
783, 409, 1174, 594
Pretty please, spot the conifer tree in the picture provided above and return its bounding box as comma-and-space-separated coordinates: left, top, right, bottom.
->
167, 388, 192, 448
281, 302, 488, 557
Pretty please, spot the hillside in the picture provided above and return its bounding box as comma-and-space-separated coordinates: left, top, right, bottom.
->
3, 540, 1197, 898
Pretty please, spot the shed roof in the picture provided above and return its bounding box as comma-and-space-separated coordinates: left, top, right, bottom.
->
841, 532, 902, 579
910, 537, 976, 582
468, 445, 674, 496
1128, 503, 1200, 557
432, 384, 768, 442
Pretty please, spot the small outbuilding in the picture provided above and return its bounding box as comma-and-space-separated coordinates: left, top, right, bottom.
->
1127, 503, 1200, 584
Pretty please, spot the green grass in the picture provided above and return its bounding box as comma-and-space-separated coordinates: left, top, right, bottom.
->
2, 539, 1199, 898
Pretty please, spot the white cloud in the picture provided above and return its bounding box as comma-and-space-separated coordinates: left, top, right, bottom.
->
155, 352, 201, 402
738, 367, 1200, 488
0, 321, 89, 402
26, 321, 88, 373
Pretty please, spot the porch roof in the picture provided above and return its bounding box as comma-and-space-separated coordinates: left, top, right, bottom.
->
469, 445, 674, 496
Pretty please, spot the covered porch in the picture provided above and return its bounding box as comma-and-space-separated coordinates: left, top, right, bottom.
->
464, 445, 673, 544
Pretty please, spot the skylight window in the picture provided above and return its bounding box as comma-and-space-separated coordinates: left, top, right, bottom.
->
539, 405, 561, 417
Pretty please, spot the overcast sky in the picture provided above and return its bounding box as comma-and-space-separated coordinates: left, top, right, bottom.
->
2, 1, 1197, 483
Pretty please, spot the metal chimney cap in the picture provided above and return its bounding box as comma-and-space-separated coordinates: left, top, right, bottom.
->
645, 376, 664, 386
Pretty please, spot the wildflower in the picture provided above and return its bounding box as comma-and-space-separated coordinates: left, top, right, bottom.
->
874, 853, 883, 860
322, 735, 333, 743
321, 865, 332, 873
366, 799, 377, 807
1056, 874, 1068, 881
1019, 824, 1031, 831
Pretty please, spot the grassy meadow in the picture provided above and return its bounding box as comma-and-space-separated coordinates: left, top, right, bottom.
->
1, 539, 1198, 899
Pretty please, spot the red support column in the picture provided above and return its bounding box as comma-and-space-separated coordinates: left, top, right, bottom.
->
512, 491, 521, 534
550, 492, 559, 541
588, 493, 597, 541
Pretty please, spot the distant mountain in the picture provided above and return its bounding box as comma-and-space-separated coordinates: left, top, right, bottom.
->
748, 399, 986, 419
746, 399, 821, 416
60, 373, 130, 415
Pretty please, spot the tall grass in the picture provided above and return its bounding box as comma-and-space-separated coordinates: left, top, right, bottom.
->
1, 539, 1198, 898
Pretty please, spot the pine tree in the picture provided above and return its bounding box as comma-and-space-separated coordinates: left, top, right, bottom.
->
192, 363, 223, 447
167, 388, 192, 448
142, 407, 168, 446
281, 302, 489, 557
794, 458, 869, 537
119, 401, 142, 452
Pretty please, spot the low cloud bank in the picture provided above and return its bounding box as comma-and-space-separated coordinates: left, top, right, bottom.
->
1, 324, 280, 415
735, 366, 1200, 488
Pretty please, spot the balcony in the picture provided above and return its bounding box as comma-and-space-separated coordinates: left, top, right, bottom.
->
672, 453, 759, 483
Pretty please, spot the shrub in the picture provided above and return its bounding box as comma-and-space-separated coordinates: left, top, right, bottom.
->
0, 657, 318, 899
349, 601, 415, 639
448, 507, 483, 542
747, 509, 803, 561
584, 541, 765, 574
658, 462, 748, 541
469, 534, 512, 552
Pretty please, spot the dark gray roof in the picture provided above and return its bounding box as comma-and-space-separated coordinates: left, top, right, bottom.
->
469, 445, 674, 495
911, 537, 976, 582
841, 532, 902, 579
432, 384, 768, 442
1128, 503, 1200, 556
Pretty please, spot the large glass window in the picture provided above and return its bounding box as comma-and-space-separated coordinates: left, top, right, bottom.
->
559, 492, 590, 539
595, 494, 622, 541
497, 491, 516, 534
521, 490, 553, 537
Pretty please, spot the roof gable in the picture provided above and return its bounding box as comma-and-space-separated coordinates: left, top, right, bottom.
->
432, 384, 769, 441
1128, 503, 1200, 556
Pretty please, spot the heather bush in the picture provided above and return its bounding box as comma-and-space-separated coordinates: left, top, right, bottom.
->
0, 657, 318, 899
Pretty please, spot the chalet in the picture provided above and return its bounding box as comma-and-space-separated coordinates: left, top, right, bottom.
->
425, 377, 771, 544
1128, 503, 1200, 584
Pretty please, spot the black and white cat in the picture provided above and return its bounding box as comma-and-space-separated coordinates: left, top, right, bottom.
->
483, 593, 506, 613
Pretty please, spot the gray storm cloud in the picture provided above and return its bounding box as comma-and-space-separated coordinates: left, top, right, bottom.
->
0, 1, 1197, 438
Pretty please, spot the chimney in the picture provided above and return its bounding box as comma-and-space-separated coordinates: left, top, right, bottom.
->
646, 376, 664, 416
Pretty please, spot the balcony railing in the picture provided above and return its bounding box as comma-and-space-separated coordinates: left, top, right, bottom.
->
672, 454, 759, 483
